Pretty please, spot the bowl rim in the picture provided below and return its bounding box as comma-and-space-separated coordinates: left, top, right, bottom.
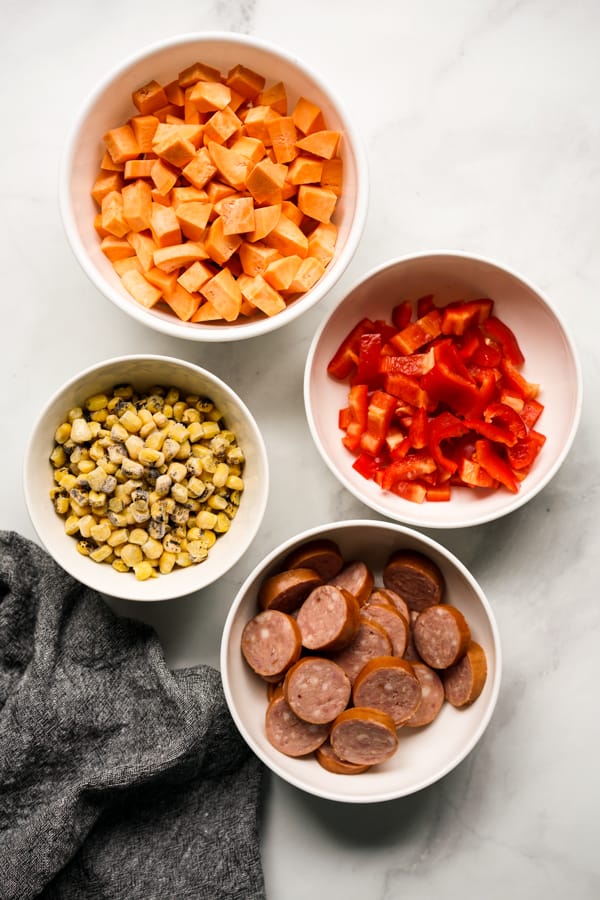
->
22, 352, 270, 601
303, 248, 584, 529
58, 30, 370, 343
220, 517, 503, 803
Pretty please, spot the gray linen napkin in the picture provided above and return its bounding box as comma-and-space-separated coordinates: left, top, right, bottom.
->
0, 531, 265, 900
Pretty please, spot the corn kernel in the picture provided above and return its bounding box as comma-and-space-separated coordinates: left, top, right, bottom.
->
85, 393, 109, 412
121, 543, 143, 567
129, 528, 149, 545
90, 544, 113, 563
107, 528, 129, 547
214, 512, 230, 533
90, 522, 111, 543
50, 445, 66, 468
226, 475, 245, 491
159, 551, 177, 574
54, 422, 72, 444
134, 560, 155, 581
212, 463, 229, 488
71, 418, 92, 443
142, 537, 163, 560
120, 409, 142, 433
112, 559, 129, 573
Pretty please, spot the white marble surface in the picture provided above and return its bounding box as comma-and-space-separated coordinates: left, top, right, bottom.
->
2, 1, 598, 897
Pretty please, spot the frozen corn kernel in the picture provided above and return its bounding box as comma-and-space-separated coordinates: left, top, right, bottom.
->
196, 510, 218, 530
112, 559, 129, 573
121, 543, 144, 567
159, 551, 177, 574
85, 393, 109, 412
90, 544, 113, 563
71, 418, 93, 443
212, 463, 230, 488
133, 560, 155, 581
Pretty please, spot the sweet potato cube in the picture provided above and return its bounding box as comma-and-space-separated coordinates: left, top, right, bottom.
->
287, 155, 323, 185
295, 130, 341, 160
288, 256, 325, 293
112, 256, 143, 276
150, 158, 179, 195
101, 190, 129, 238
132, 80, 169, 115
307, 222, 337, 266
182, 147, 218, 189
190, 81, 232, 112
94, 213, 110, 237
153, 133, 197, 168
230, 136, 266, 165
190, 300, 223, 322
264, 254, 302, 291
163, 283, 202, 321
258, 81, 287, 115
200, 267, 242, 321
264, 214, 308, 258
281, 200, 303, 227
100, 236, 136, 262
320, 157, 343, 196
123, 159, 155, 180
206, 181, 237, 207
164, 79, 186, 107
297, 185, 337, 223
238, 274, 286, 316
150, 203, 182, 247
100, 151, 124, 172
203, 106, 242, 144
91, 171, 123, 205
243, 105, 281, 145
153, 241, 209, 273
128, 231, 159, 271
178, 60, 222, 88
238, 241, 281, 277
206, 141, 250, 190
121, 269, 163, 308
171, 186, 209, 206
103, 124, 140, 164
292, 97, 326, 135
144, 266, 178, 297
184, 87, 202, 125
220, 196, 255, 234
177, 260, 215, 293
267, 116, 298, 164
245, 158, 288, 204
122, 179, 152, 232
175, 201, 212, 241
226, 64, 265, 100
205, 216, 242, 265
246, 204, 281, 242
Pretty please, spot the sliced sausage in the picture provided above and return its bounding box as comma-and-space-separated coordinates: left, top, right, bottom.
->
369, 587, 410, 623
283, 657, 351, 724
241, 609, 302, 682
383, 550, 445, 612
258, 567, 323, 613
352, 656, 421, 726
404, 661, 445, 727
330, 707, 398, 766
329, 617, 392, 683
282, 539, 344, 581
403, 609, 421, 662
329, 560, 374, 606
360, 600, 409, 657
265, 690, 330, 757
443, 641, 488, 708
315, 739, 371, 775
296, 584, 360, 652
413, 604, 471, 669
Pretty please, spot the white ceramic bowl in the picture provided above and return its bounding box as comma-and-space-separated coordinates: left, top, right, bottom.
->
60, 32, 368, 342
24, 355, 269, 601
304, 251, 583, 529
220, 519, 501, 803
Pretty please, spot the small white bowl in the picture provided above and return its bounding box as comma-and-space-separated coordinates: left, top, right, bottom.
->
304, 251, 583, 529
24, 355, 269, 601
220, 519, 501, 803
60, 32, 368, 342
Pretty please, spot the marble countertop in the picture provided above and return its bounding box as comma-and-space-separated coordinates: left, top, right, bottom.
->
2, 1, 598, 896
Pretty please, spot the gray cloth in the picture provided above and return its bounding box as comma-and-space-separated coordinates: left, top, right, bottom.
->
0, 531, 265, 900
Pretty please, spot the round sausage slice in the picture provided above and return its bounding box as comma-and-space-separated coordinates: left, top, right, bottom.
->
258, 567, 323, 613
360, 601, 409, 657
383, 550, 445, 612
265, 690, 330, 757
369, 587, 410, 623
443, 641, 487, 708
403, 609, 421, 662
282, 539, 344, 581
241, 609, 302, 682
315, 739, 371, 775
352, 656, 421, 726
296, 584, 360, 652
283, 657, 351, 724
413, 604, 471, 669
330, 618, 392, 683
330, 707, 398, 766
329, 560, 374, 606
404, 661, 445, 727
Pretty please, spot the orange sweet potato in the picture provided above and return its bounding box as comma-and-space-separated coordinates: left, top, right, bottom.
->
264, 214, 308, 258
132, 80, 169, 115
122, 179, 152, 232
225, 64, 265, 99
297, 185, 337, 223
237, 273, 286, 316
200, 267, 242, 321
182, 147, 218, 189
221, 196, 255, 235
175, 201, 212, 240
245, 159, 287, 204
153, 241, 209, 273
103, 124, 140, 164
258, 81, 288, 115
190, 80, 231, 112
295, 130, 340, 160
292, 97, 326, 135
150, 203, 182, 247
121, 269, 163, 308
163, 283, 202, 320
246, 204, 281, 242
267, 116, 298, 164
205, 216, 242, 265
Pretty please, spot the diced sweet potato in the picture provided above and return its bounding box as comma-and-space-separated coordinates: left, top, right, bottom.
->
150, 203, 182, 247
206, 141, 249, 190
307, 221, 337, 265
246, 204, 281, 242
245, 159, 288, 204
287, 256, 325, 293
132, 80, 169, 115
258, 82, 287, 115
221, 196, 255, 235
267, 116, 298, 164
243, 105, 281, 145
264, 254, 302, 291
153, 241, 209, 272
226, 64, 265, 99
230, 136, 266, 165
112, 256, 143, 277
238, 241, 280, 276
171, 186, 209, 206
150, 158, 179, 194
121, 269, 163, 308
175, 200, 212, 240
177, 260, 215, 293
122, 179, 152, 232
163, 283, 202, 320
287, 155, 323, 185
178, 60, 222, 88
100, 151, 124, 172
297, 185, 337, 223
292, 97, 326, 135
237, 273, 286, 316
100, 236, 136, 262
123, 158, 155, 179
128, 231, 159, 271
91, 171, 123, 205
320, 157, 343, 196
190, 299, 223, 322
182, 147, 217, 189
144, 266, 178, 296
164, 79, 186, 107
203, 106, 242, 144
152, 132, 197, 168
189, 81, 232, 112
205, 216, 243, 265
200, 267, 242, 321
295, 130, 340, 160
101, 190, 129, 237
103, 124, 140, 164
281, 200, 303, 227
264, 214, 308, 257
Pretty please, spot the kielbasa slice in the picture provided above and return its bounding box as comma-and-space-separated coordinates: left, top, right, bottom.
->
360, 600, 409, 657
443, 641, 488, 708
265, 690, 330, 757
404, 661, 445, 727
258, 567, 323, 613
296, 584, 360, 652
315, 739, 371, 775
383, 550, 445, 612
369, 587, 410, 623
329, 617, 392, 683
330, 707, 398, 766
413, 604, 471, 669
282, 539, 344, 581
241, 609, 302, 682
403, 609, 421, 662
329, 560, 374, 606
283, 657, 351, 724
352, 656, 421, 726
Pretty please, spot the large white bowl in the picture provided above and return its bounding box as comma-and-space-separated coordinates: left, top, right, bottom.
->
220, 520, 501, 803
24, 355, 269, 601
60, 32, 368, 342
304, 251, 583, 529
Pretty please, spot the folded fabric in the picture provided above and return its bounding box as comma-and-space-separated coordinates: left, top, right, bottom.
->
0, 531, 265, 900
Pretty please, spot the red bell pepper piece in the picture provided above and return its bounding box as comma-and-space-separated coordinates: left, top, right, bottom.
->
380, 451, 437, 490
463, 419, 517, 446
471, 340, 502, 368
352, 452, 380, 480
391, 480, 427, 503
428, 411, 469, 474
390, 308, 442, 356
392, 300, 412, 330
482, 316, 525, 366
507, 430, 546, 470
500, 358, 540, 401
520, 398, 544, 429
426, 484, 451, 502
422, 344, 484, 419
384, 371, 429, 409
352, 332, 383, 388
474, 439, 519, 493
407, 406, 429, 450
360, 390, 397, 456
341, 384, 368, 452
379, 348, 435, 377
327, 317, 376, 380
483, 402, 527, 440
417, 294, 435, 317
457, 456, 498, 489
338, 407, 352, 430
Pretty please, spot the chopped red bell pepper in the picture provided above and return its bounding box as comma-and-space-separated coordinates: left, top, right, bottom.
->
391, 480, 428, 503
407, 406, 429, 450
474, 439, 519, 493
500, 358, 539, 401
360, 390, 397, 456
327, 317, 376, 380
428, 411, 470, 474
457, 456, 497, 489
352, 333, 383, 388
426, 484, 452, 502
482, 316, 525, 366
378, 348, 435, 377
416, 294, 435, 317
390, 308, 442, 355
483, 402, 527, 440
380, 451, 437, 490
392, 300, 412, 330
384, 371, 429, 409
507, 430, 546, 470
520, 398, 544, 429
352, 452, 380, 480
